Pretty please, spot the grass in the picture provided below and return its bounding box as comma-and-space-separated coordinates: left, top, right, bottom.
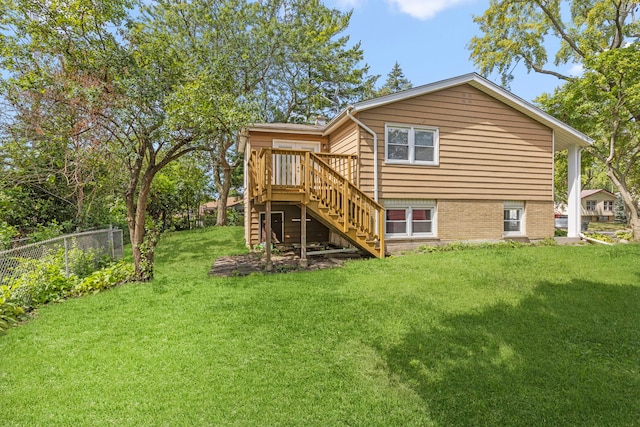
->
1, 227, 639, 426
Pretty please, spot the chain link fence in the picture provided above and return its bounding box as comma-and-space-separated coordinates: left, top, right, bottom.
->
0, 227, 123, 282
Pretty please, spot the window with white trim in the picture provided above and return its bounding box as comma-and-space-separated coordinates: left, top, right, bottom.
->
504, 201, 524, 236
385, 205, 435, 238
603, 200, 613, 211
585, 200, 597, 210
385, 124, 439, 165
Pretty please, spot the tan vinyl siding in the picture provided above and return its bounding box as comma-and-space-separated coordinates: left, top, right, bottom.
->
356, 84, 554, 201
248, 131, 327, 152
329, 121, 358, 155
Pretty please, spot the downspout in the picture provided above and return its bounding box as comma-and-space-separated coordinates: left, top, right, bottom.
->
346, 109, 379, 202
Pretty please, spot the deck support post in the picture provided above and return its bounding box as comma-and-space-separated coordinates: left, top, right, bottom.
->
300, 204, 308, 268
265, 200, 273, 271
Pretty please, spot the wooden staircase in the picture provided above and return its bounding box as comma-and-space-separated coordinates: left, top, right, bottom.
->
248, 148, 385, 258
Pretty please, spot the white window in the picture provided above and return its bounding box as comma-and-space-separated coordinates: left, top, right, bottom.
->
385, 205, 435, 238
585, 200, 597, 211
504, 201, 524, 236
385, 124, 438, 165
603, 200, 613, 211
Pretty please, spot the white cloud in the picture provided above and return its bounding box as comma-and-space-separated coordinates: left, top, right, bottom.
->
568, 63, 584, 77
386, 0, 474, 20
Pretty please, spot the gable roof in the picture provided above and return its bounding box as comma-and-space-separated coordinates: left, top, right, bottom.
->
325, 73, 593, 151
581, 189, 616, 199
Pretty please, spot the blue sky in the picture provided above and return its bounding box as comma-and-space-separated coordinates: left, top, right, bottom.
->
327, 0, 576, 103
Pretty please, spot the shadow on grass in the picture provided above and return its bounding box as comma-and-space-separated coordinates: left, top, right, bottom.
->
381, 279, 640, 426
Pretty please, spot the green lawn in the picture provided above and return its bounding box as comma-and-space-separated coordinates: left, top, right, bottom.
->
1, 227, 639, 426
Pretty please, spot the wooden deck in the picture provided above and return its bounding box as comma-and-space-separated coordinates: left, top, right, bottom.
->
248, 148, 384, 259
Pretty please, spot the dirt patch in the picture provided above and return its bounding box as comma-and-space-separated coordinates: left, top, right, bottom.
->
209, 249, 364, 277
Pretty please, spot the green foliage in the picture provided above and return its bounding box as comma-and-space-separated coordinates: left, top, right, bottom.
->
376, 61, 412, 97
615, 230, 633, 241
225, 209, 244, 226
0, 289, 25, 334
614, 193, 628, 224
418, 238, 557, 253
585, 232, 615, 244
28, 221, 64, 243
554, 228, 568, 237
3, 250, 76, 310
72, 261, 135, 296
0, 243, 133, 333
0, 221, 18, 250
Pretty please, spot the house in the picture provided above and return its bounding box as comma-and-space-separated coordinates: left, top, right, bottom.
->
581, 189, 616, 222
556, 189, 617, 225
240, 73, 592, 266
198, 196, 244, 217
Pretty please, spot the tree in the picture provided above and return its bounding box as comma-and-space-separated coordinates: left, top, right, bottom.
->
469, 0, 640, 239
258, 0, 377, 123
0, 0, 127, 234
376, 61, 412, 96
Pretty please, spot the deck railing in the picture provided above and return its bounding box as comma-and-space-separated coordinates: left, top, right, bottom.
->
248, 148, 384, 256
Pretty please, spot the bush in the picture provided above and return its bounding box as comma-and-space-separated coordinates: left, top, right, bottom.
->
615, 230, 633, 241
4, 249, 77, 310
554, 228, 568, 237
0, 289, 25, 334
72, 261, 135, 296
0, 245, 134, 333
0, 221, 19, 250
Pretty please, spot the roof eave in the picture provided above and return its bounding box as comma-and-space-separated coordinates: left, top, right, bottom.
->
326, 72, 592, 151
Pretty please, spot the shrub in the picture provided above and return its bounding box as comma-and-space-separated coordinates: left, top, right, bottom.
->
0, 245, 134, 334
72, 261, 135, 296
614, 230, 633, 241
0, 221, 19, 250
4, 250, 77, 310
0, 288, 25, 334
586, 232, 615, 243
554, 228, 568, 237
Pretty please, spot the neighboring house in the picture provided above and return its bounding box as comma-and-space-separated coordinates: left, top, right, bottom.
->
581, 189, 616, 222
555, 189, 617, 225
240, 73, 592, 263
199, 196, 244, 217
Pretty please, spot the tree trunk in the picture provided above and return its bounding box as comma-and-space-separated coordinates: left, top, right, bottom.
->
607, 169, 640, 240
212, 144, 233, 226
128, 171, 155, 281
216, 165, 232, 226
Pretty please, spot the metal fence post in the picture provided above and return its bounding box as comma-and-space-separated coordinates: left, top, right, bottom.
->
108, 225, 115, 259
64, 236, 69, 277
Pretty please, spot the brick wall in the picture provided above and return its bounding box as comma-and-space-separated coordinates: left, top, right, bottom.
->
525, 200, 554, 239
438, 200, 503, 240
436, 200, 554, 241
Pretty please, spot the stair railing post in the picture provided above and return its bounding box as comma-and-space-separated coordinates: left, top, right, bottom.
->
342, 180, 348, 233
304, 152, 311, 203
266, 149, 272, 201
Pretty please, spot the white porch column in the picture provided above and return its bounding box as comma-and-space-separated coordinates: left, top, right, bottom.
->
567, 144, 582, 238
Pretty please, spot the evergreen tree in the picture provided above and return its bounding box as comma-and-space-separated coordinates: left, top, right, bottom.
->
614, 193, 628, 224
377, 62, 412, 96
